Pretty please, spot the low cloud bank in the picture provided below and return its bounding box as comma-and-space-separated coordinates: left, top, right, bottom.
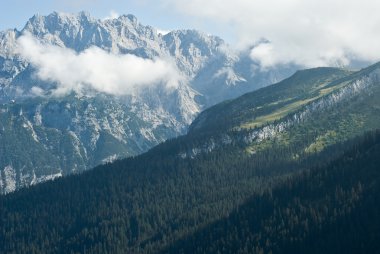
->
159, 0, 380, 68
17, 33, 182, 96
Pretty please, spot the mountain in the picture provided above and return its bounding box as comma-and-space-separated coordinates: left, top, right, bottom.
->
164, 130, 380, 254
1, 61, 379, 253
184, 63, 380, 158
0, 12, 296, 194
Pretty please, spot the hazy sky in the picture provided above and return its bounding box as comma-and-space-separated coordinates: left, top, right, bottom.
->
0, 0, 216, 37
2, 0, 380, 68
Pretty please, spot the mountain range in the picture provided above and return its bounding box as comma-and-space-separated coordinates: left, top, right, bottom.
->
0, 11, 296, 194
1, 49, 380, 253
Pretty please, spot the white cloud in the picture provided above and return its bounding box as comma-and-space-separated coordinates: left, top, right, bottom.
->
30, 86, 46, 97
157, 29, 171, 35
103, 10, 120, 20
156, 0, 380, 68
249, 43, 278, 69
16, 33, 182, 96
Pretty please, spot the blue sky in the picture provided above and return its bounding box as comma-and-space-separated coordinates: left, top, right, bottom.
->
0, 0, 177, 30
2, 0, 380, 68
0, 0, 228, 40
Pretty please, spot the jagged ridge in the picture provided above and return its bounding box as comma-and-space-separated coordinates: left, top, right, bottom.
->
0, 12, 296, 193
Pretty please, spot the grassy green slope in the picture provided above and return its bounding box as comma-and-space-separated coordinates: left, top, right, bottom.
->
186, 63, 380, 158
189, 67, 352, 133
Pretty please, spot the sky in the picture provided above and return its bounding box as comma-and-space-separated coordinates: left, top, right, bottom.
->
2, 0, 380, 70
0, 0, 222, 39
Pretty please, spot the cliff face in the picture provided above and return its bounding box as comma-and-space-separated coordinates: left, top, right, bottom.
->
178, 66, 380, 159
0, 12, 295, 193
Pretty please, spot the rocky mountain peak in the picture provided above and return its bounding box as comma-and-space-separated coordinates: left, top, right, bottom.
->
0, 29, 19, 57
0, 11, 297, 194
119, 14, 138, 24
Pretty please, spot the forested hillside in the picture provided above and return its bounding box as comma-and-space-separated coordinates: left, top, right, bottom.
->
164, 130, 380, 254
1, 62, 380, 253
0, 12, 297, 193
